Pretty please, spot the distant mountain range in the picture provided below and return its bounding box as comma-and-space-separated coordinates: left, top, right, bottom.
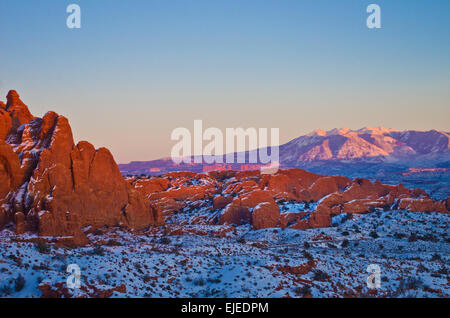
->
279, 127, 449, 164
119, 127, 450, 174
118, 127, 450, 199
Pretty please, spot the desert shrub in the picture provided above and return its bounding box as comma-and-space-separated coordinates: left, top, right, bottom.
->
399, 277, 423, 291
431, 253, 441, 261
207, 277, 222, 284
106, 239, 122, 246
0, 284, 12, 296
159, 237, 171, 245
313, 270, 330, 281
34, 240, 50, 253
369, 231, 379, 239
237, 237, 246, 244
92, 246, 105, 256
420, 234, 437, 242
408, 233, 418, 242
394, 232, 406, 239
437, 266, 447, 275
134, 262, 143, 274
295, 285, 312, 296
193, 277, 206, 286
14, 275, 26, 292
302, 250, 313, 261
92, 229, 103, 236
341, 239, 349, 248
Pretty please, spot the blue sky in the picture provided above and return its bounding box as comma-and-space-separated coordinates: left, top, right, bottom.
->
0, 0, 449, 162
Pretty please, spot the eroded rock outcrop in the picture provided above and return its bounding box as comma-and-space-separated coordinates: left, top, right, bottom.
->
127, 167, 448, 230
2, 90, 445, 237
0, 91, 162, 244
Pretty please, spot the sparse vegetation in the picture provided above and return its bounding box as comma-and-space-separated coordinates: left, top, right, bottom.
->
341, 239, 349, 248
159, 237, 171, 245
14, 274, 26, 292
92, 246, 105, 256
34, 240, 51, 253
313, 270, 330, 281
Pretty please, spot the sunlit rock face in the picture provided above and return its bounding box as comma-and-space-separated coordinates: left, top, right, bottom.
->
0, 90, 163, 245
126, 167, 448, 231
0, 90, 448, 247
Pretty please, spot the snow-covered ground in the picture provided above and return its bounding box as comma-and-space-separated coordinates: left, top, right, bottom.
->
0, 209, 448, 298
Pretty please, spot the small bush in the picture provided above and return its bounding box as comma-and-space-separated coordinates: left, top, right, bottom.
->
237, 237, 246, 244
399, 277, 423, 291
0, 284, 12, 296
106, 239, 122, 246
420, 234, 437, 242
295, 285, 312, 296
408, 233, 418, 242
35, 240, 50, 253
92, 229, 103, 236
313, 270, 330, 281
14, 275, 26, 292
207, 277, 222, 284
431, 253, 441, 261
302, 250, 313, 261
369, 231, 379, 239
193, 278, 205, 286
159, 237, 171, 245
341, 239, 349, 248
92, 246, 105, 256
394, 232, 406, 239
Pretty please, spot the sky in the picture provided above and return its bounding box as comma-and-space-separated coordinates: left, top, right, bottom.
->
0, 0, 449, 163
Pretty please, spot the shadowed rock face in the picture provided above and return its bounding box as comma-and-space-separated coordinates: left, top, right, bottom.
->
0, 91, 163, 245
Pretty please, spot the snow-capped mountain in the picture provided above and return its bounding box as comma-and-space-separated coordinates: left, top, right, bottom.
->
279, 127, 450, 165
120, 127, 450, 173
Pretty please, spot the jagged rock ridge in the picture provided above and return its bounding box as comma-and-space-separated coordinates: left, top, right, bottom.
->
0, 90, 163, 245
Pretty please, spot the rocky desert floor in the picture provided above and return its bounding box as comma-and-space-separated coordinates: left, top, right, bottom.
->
0, 208, 448, 298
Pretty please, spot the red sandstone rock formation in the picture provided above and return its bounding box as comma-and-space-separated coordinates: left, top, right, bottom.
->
127, 168, 448, 230
219, 198, 252, 225
213, 195, 233, 210
0, 91, 162, 244
1, 90, 447, 237
252, 202, 280, 229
